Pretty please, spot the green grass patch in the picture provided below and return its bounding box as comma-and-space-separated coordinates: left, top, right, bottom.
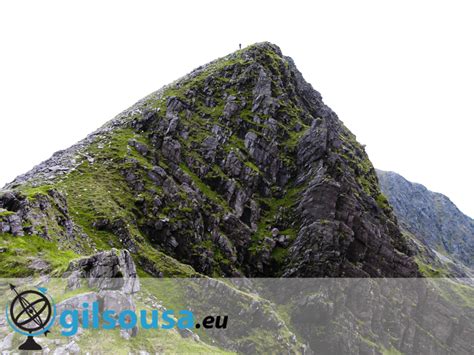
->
0, 233, 78, 277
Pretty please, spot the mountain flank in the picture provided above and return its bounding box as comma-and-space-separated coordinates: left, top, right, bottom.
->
0, 42, 419, 278
377, 169, 474, 273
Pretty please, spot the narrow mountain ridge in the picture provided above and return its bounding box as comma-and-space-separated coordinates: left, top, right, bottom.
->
0, 42, 418, 278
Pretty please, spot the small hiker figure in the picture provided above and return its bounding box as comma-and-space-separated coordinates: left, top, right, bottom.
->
239, 43, 241, 49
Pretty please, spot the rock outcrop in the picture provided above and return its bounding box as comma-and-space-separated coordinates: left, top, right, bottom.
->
58, 249, 140, 341
63, 248, 140, 293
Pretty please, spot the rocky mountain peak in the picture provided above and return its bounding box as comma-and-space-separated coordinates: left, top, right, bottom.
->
0, 42, 419, 278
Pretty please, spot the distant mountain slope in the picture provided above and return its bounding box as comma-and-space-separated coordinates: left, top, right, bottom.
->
377, 170, 474, 269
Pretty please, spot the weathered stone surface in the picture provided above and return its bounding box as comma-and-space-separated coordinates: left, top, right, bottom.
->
128, 139, 149, 156
161, 136, 181, 163
63, 249, 139, 294
98, 289, 135, 314
28, 258, 51, 273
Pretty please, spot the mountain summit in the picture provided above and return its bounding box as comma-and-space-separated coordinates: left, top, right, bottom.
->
0, 42, 419, 277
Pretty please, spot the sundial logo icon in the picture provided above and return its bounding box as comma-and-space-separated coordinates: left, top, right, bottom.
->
6, 284, 56, 350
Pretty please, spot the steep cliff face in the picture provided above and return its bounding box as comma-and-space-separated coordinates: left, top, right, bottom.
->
0, 42, 419, 278
377, 170, 474, 269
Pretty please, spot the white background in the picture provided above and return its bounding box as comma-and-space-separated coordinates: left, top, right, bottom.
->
0, 1, 473, 217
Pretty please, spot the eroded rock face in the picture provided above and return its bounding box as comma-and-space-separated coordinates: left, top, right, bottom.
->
55, 249, 141, 341
63, 249, 140, 294
0, 42, 419, 278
